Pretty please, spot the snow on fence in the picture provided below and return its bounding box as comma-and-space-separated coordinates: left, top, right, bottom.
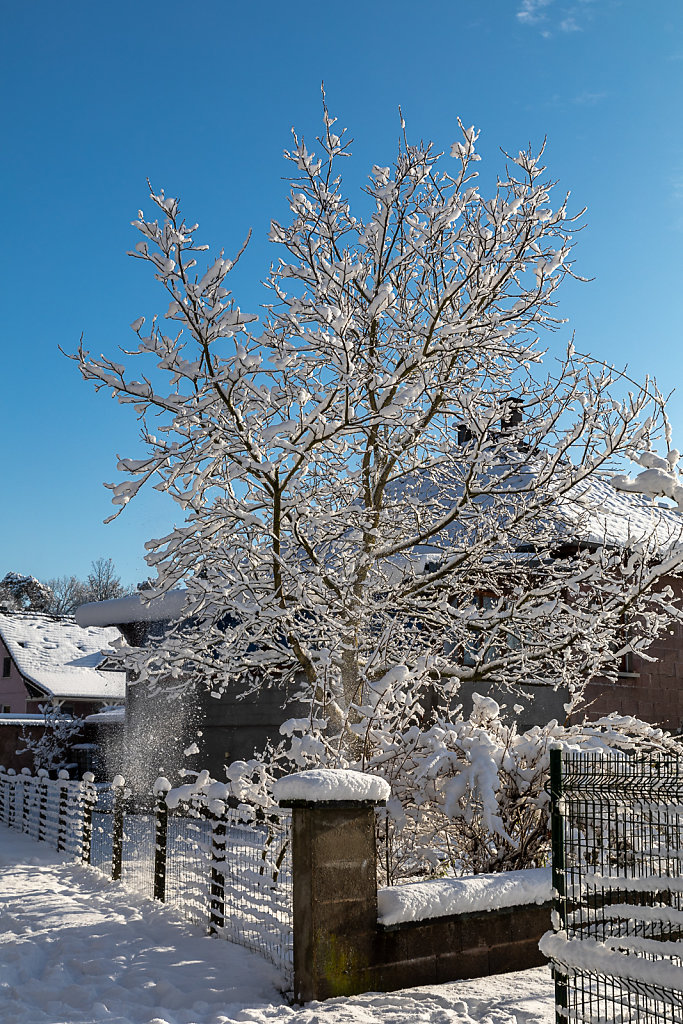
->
0, 766, 293, 987
542, 749, 683, 1024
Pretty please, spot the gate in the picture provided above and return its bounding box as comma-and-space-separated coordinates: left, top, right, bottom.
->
543, 748, 683, 1023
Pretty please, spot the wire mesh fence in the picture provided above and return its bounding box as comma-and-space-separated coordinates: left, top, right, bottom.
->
0, 767, 293, 988
546, 749, 683, 1024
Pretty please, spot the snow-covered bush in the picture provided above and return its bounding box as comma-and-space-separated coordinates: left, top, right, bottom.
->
18, 704, 84, 773
367, 702, 682, 879
167, 704, 680, 880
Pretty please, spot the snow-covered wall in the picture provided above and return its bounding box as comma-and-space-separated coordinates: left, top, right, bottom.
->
377, 868, 551, 927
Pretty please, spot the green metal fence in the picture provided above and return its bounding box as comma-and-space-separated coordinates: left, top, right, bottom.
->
545, 748, 683, 1023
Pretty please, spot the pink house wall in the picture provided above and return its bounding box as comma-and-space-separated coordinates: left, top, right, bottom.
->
0, 636, 29, 712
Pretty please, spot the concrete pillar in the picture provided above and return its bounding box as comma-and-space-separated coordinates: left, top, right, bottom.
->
277, 770, 389, 1003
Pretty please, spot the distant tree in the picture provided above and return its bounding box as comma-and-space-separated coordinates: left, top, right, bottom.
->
81, 558, 127, 604
43, 575, 88, 616
0, 572, 52, 612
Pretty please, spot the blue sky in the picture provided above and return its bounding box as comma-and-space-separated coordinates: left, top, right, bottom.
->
1, 0, 681, 588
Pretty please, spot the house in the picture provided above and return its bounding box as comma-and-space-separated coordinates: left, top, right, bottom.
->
0, 609, 127, 773
0, 609, 126, 715
393, 466, 683, 735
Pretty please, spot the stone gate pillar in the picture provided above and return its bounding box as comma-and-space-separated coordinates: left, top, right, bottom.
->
275, 768, 390, 1003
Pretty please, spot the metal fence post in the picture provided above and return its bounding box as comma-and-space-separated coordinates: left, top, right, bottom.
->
36, 769, 49, 842
209, 813, 226, 934
549, 746, 568, 1024
153, 782, 170, 902
20, 769, 31, 834
81, 771, 96, 865
56, 771, 69, 852
111, 775, 125, 881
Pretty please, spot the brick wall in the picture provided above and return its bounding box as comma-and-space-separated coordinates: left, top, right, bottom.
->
580, 576, 683, 733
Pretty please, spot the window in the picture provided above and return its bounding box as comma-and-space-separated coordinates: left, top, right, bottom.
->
462, 593, 496, 666
619, 646, 634, 675
1, 705, 10, 713
611, 613, 636, 675
2, 657, 10, 678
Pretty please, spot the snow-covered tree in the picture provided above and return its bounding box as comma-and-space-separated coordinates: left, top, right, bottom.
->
72, 104, 683, 756
0, 572, 52, 612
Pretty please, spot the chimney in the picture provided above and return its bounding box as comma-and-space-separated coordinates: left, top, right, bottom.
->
500, 398, 523, 434
457, 424, 473, 446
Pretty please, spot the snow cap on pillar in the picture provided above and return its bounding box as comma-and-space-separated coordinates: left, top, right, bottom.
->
273, 768, 390, 804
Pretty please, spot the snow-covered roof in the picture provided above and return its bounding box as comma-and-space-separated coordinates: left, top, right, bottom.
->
401, 462, 683, 568
552, 475, 683, 551
0, 612, 126, 700
84, 706, 125, 725
75, 589, 187, 628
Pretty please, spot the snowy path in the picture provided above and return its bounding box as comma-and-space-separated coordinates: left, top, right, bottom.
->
0, 826, 554, 1024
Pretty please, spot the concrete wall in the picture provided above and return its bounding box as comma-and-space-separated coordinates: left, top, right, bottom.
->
375, 902, 549, 992
283, 798, 549, 1003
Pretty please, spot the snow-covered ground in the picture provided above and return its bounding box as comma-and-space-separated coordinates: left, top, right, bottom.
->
0, 825, 554, 1024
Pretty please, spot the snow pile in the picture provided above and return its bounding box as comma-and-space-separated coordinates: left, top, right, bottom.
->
612, 448, 683, 511
0, 611, 125, 699
378, 867, 551, 926
75, 588, 187, 627
273, 768, 391, 804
